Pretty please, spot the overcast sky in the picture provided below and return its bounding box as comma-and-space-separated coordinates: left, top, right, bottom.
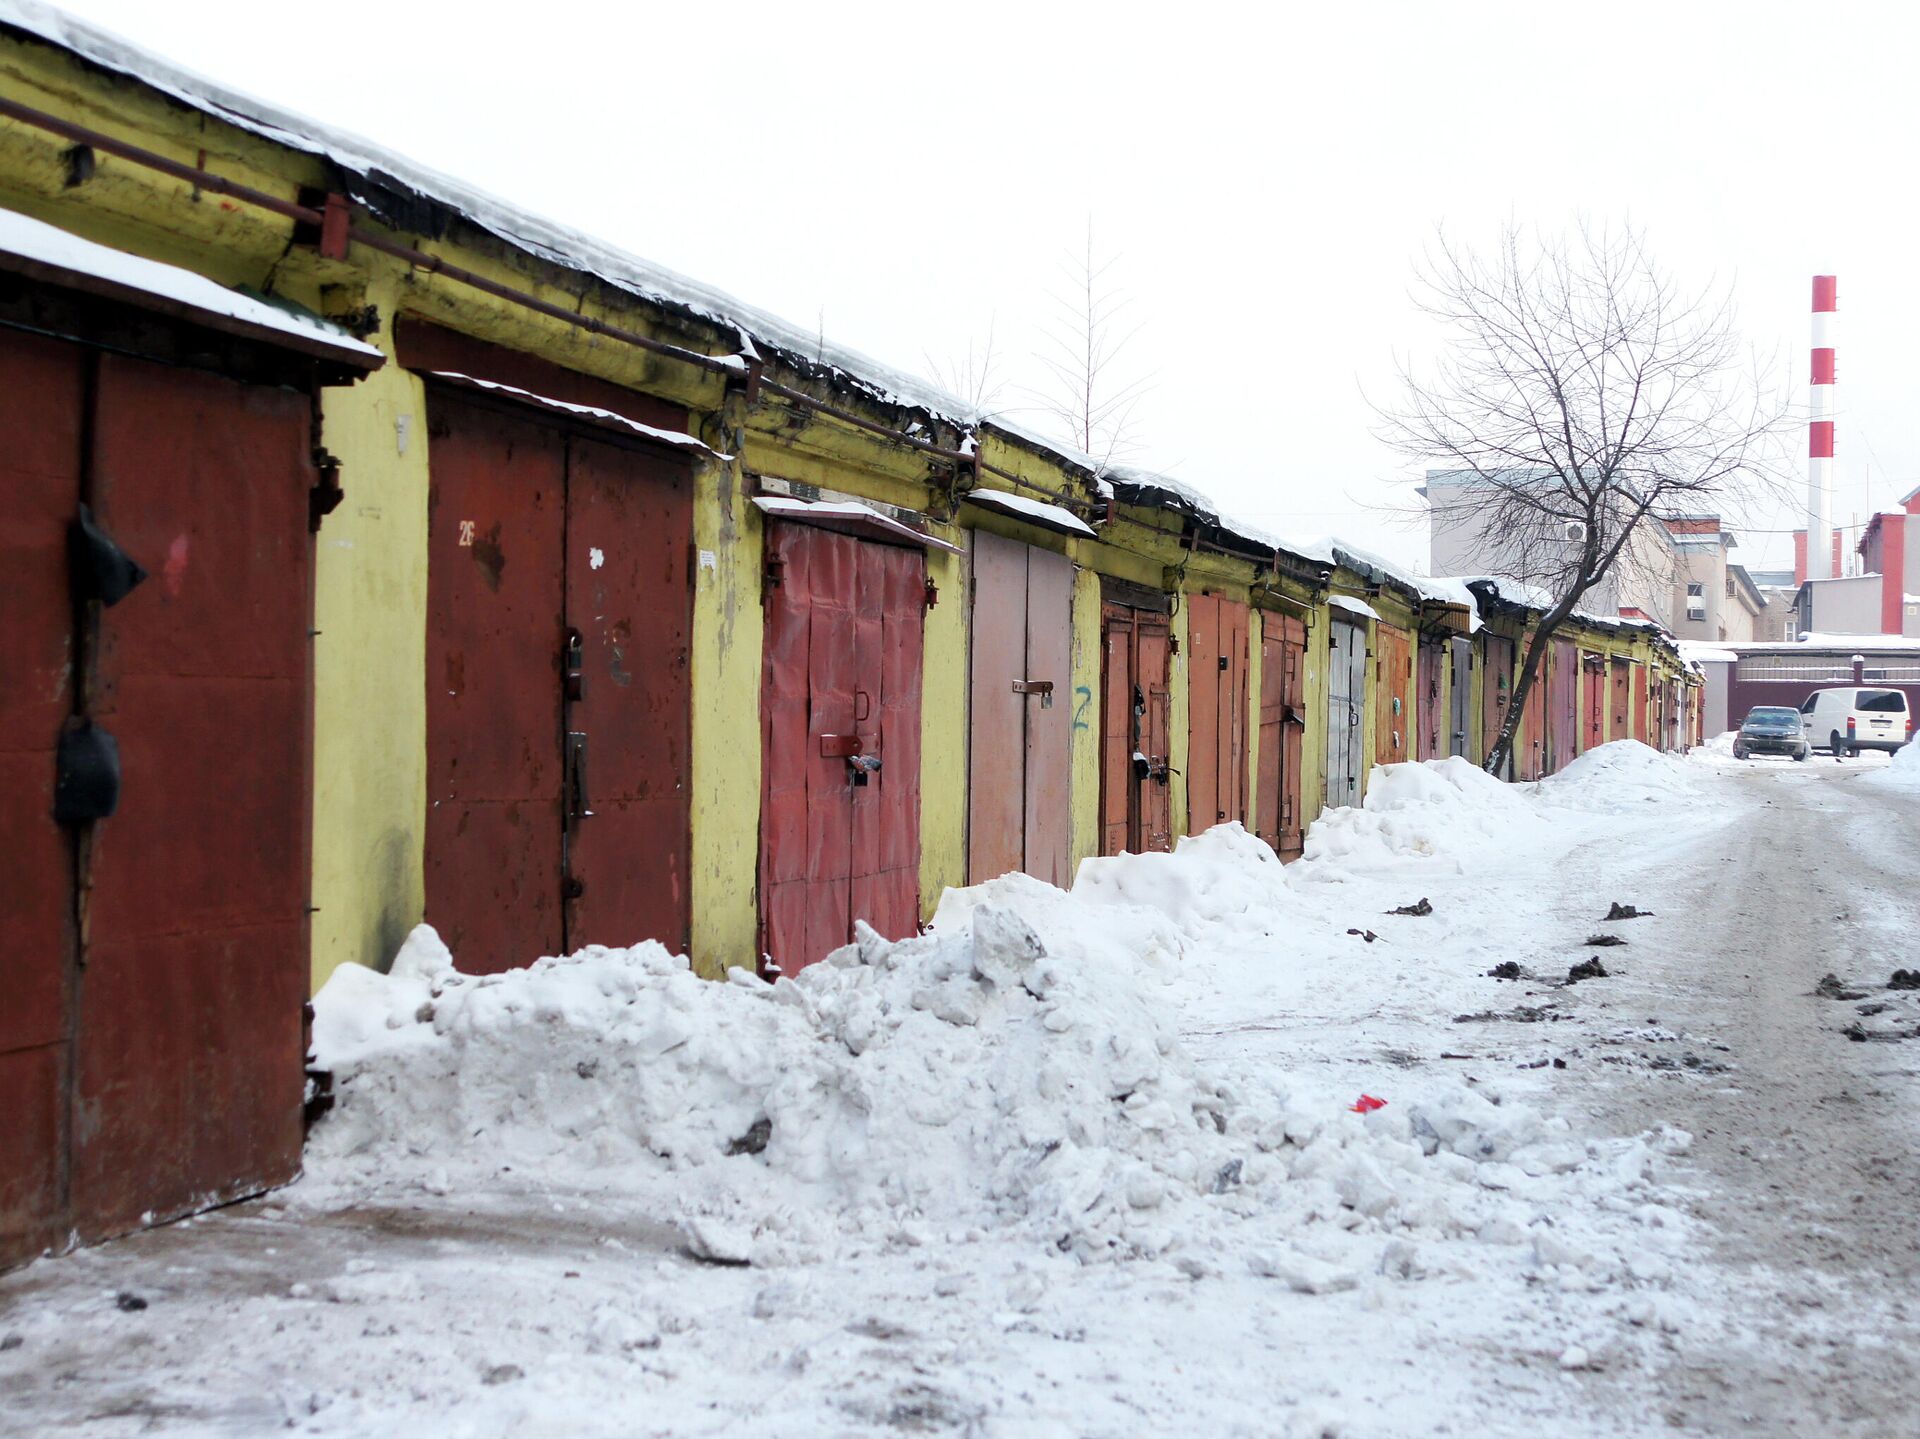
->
61, 0, 1920, 573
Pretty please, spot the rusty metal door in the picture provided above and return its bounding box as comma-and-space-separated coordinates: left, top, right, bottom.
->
1481, 634, 1516, 779
1448, 637, 1473, 759
1324, 618, 1366, 807
563, 435, 692, 952
1610, 657, 1631, 742
1373, 623, 1412, 769
425, 395, 566, 970
1256, 612, 1307, 859
74, 354, 315, 1243
1186, 593, 1250, 833
1416, 641, 1444, 761
1632, 664, 1650, 743
760, 522, 925, 972
424, 389, 692, 973
0, 328, 85, 1265
1584, 652, 1606, 751
967, 531, 1072, 886
0, 328, 318, 1266
1100, 603, 1173, 855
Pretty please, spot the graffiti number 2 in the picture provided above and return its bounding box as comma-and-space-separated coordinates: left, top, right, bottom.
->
1072, 684, 1093, 732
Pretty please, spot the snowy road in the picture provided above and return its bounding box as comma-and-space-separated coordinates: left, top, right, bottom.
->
2, 748, 1917, 1438
1552, 760, 1920, 1436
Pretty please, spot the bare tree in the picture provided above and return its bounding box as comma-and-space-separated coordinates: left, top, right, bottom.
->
1034, 218, 1150, 471
924, 314, 1009, 418
1376, 223, 1788, 777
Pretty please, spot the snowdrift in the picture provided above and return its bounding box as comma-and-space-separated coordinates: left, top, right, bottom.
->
310, 756, 1698, 1269
1303, 757, 1538, 869
1539, 740, 1705, 811
1867, 737, 1920, 790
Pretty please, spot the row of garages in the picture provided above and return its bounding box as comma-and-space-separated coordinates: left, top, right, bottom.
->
0, 8, 1699, 1267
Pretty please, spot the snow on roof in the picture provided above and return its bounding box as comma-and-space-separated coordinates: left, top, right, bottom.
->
963, 487, 1096, 538
751, 495, 963, 554
0, 1, 1733, 660
1678, 641, 1739, 665
1732, 633, 1920, 653
1328, 594, 1380, 621
0, 202, 382, 361
0, 1, 964, 418
425, 372, 720, 456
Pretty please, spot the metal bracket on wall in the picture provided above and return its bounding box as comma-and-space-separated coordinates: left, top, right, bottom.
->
309, 449, 344, 532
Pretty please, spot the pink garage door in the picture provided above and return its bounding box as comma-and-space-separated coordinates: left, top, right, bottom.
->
761, 522, 926, 973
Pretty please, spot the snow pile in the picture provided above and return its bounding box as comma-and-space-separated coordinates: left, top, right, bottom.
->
310, 886, 1244, 1259
1866, 737, 1920, 790
1539, 741, 1704, 811
309, 816, 1688, 1269
1072, 824, 1292, 936
1303, 756, 1540, 870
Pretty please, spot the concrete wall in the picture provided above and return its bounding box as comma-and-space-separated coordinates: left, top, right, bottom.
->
1802, 575, 1886, 637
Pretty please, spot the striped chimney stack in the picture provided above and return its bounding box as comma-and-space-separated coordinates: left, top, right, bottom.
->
1807, 275, 1837, 580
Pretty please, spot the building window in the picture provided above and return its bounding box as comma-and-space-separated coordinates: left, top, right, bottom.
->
1725, 577, 1735, 598
1686, 581, 1705, 621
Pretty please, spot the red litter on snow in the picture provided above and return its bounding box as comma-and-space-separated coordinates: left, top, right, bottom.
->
1349, 1094, 1388, 1114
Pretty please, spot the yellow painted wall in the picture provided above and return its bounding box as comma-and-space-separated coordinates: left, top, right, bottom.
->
1067, 563, 1103, 874
919, 532, 970, 916
687, 440, 763, 979
310, 304, 429, 986
1298, 602, 1328, 823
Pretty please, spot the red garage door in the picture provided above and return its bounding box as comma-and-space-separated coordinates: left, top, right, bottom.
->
423, 385, 693, 972
760, 521, 926, 972
1, 326, 332, 1266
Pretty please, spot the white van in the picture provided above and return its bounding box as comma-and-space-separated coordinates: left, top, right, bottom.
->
1798, 687, 1912, 756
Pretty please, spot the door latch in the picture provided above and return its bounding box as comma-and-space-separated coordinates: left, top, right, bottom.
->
1012, 679, 1054, 708
564, 730, 590, 822
564, 627, 586, 702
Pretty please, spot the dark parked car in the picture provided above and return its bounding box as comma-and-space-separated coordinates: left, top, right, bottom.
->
1735, 706, 1810, 761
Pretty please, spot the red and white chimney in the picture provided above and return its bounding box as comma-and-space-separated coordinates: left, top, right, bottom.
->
1807, 275, 1837, 580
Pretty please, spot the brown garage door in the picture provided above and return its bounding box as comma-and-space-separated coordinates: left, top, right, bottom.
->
1371, 622, 1413, 769
1186, 592, 1250, 833
423, 386, 692, 972
0, 328, 321, 1265
760, 521, 926, 972
1100, 596, 1174, 856
1256, 611, 1307, 859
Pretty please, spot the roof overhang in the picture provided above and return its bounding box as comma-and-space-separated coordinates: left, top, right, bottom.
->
0, 206, 383, 377
752, 494, 962, 554
424, 371, 720, 458
963, 486, 1096, 538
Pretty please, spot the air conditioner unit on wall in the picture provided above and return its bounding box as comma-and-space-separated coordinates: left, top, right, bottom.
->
1563, 520, 1587, 543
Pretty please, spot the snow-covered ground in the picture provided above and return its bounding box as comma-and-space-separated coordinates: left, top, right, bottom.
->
4, 743, 1917, 1437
